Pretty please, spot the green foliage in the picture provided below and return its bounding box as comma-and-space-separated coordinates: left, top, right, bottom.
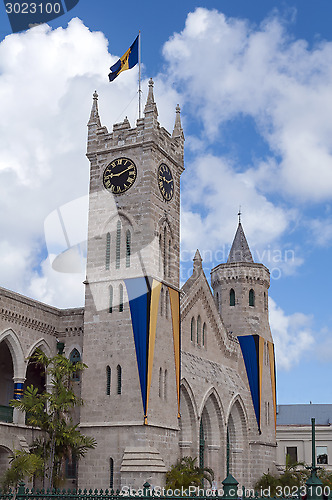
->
317, 468, 332, 489
165, 456, 214, 490
1, 451, 43, 491
1, 349, 96, 490
254, 455, 310, 496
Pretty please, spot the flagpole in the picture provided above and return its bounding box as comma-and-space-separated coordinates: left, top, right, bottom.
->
138, 30, 142, 119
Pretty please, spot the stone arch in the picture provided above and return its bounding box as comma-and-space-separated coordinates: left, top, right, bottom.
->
102, 210, 137, 235
0, 445, 12, 477
0, 329, 25, 379
226, 395, 249, 485
24, 339, 51, 402
65, 343, 82, 360
199, 388, 225, 483
179, 380, 197, 458
26, 338, 52, 360
157, 215, 174, 241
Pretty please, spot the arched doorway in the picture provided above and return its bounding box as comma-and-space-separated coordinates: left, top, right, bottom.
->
227, 399, 248, 485
0, 341, 14, 422
179, 383, 197, 457
199, 392, 224, 483
24, 353, 46, 424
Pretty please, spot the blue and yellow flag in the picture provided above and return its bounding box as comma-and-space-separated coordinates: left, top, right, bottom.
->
109, 36, 139, 82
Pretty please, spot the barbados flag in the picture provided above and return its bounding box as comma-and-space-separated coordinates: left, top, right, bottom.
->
109, 36, 139, 82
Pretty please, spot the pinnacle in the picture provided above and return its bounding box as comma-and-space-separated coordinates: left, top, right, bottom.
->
193, 249, 202, 263
227, 222, 254, 263
172, 104, 184, 139
88, 90, 101, 127
144, 78, 158, 116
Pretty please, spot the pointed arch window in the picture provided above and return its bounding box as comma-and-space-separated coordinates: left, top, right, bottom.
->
164, 369, 167, 401
197, 316, 201, 345
159, 367, 162, 398
160, 287, 164, 316
106, 232, 111, 270
65, 455, 77, 479
106, 366, 111, 395
109, 458, 114, 489
159, 234, 162, 273
70, 348, 81, 381
109, 285, 113, 313
202, 323, 206, 347
264, 292, 268, 311
249, 289, 255, 307
165, 289, 169, 319
168, 240, 171, 278
216, 292, 219, 310
126, 230, 131, 268
191, 317, 195, 343
117, 365, 122, 395
163, 226, 167, 278
116, 220, 121, 269
119, 284, 123, 312
230, 289, 235, 307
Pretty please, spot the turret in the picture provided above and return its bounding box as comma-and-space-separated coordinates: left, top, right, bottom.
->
211, 220, 271, 340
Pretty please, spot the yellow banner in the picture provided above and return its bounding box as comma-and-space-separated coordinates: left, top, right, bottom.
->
145, 280, 162, 424
268, 341, 277, 431
259, 337, 264, 430
168, 286, 181, 418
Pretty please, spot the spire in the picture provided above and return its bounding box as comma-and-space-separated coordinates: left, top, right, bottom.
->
88, 90, 101, 127
144, 78, 158, 117
172, 104, 184, 139
193, 249, 203, 274
227, 222, 254, 263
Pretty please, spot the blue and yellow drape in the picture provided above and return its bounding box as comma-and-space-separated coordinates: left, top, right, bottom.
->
124, 277, 180, 424
267, 341, 277, 430
238, 335, 276, 433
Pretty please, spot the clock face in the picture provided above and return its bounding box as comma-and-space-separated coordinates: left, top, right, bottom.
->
103, 157, 137, 194
158, 163, 174, 201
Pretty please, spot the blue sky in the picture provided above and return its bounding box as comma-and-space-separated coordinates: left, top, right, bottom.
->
0, 0, 332, 405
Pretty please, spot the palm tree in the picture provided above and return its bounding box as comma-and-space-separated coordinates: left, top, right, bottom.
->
166, 456, 214, 490
1, 349, 96, 490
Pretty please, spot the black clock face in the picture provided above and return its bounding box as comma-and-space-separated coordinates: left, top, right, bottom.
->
158, 163, 174, 201
103, 157, 137, 194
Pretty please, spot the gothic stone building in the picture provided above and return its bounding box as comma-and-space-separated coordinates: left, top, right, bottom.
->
0, 80, 277, 489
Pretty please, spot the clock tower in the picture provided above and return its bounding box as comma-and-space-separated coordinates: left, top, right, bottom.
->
79, 80, 184, 489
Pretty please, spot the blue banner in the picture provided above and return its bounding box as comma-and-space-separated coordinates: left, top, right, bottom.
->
124, 277, 151, 417
238, 335, 261, 431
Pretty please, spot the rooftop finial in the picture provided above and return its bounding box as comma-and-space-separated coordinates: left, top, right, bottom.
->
144, 77, 158, 117
238, 206, 242, 224
88, 90, 101, 127
147, 78, 155, 104
172, 104, 184, 140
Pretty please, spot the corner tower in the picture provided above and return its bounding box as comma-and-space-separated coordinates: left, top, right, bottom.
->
211, 220, 277, 480
80, 81, 184, 489
211, 221, 271, 340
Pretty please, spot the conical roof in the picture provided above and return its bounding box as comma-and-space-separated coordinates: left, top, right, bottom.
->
227, 222, 254, 263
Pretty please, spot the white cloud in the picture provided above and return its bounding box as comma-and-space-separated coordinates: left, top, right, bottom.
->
180, 153, 295, 260
0, 19, 180, 307
269, 297, 315, 370
28, 254, 85, 308
307, 217, 332, 247
163, 8, 332, 202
